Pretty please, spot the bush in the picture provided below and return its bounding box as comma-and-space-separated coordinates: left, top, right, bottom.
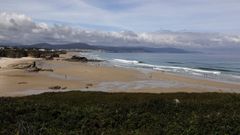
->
0, 92, 240, 135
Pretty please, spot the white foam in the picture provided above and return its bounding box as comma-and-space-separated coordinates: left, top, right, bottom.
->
110, 58, 221, 76
230, 75, 240, 79
112, 59, 139, 64
80, 52, 240, 83
153, 66, 221, 75
84, 52, 240, 83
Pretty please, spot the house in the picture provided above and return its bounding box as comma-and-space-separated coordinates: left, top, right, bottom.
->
39, 48, 46, 52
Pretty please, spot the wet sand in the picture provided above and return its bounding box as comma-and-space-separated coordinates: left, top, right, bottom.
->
0, 52, 240, 97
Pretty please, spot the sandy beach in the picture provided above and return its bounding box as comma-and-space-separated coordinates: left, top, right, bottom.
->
0, 52, 240, 97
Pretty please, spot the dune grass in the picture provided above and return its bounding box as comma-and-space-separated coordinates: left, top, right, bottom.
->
1, 91, 240, 135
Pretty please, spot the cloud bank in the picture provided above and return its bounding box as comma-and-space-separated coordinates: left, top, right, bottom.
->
0, 12, 240, 48
2, 0, 240, 32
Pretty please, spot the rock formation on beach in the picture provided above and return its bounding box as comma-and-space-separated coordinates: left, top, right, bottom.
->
66, 55, 103, 63
9, 61, 53, 72
26, 61, 53, 72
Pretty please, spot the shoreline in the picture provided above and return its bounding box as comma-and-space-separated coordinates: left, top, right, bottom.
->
82, 51, 240, 84
0, 52, 240, 97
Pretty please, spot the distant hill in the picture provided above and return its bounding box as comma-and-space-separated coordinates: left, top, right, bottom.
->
26, 43, 94, 50
2, 42, 193, 53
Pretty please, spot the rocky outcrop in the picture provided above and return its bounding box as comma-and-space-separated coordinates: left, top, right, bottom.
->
5, 60, 53, 72
10, 63, 33, 69
48, 85, 67, 90
66, 55, 103, 63
26, 61, 53, 72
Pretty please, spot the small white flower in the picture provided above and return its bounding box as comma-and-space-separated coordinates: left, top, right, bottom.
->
174, 99, 180, 104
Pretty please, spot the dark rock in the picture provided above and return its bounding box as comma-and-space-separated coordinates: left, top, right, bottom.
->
11, 63, 32, 69
48, 86, 61, 90
66, 55, 103, 63
69, 55, 88, 62
27, 67, 41, 72
41, 69, 54, 72
18, 82, 27, 85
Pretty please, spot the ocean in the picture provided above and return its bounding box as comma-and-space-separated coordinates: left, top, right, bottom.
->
80, 51, 240, 83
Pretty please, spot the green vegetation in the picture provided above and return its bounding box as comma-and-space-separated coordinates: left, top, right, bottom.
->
1, 92, 240, 135
0, 47, 28, 58
0, 47, 66, 59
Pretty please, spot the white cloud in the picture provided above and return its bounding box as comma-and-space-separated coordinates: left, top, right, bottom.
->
1, 0, 240, 32
0, 12, 240, 48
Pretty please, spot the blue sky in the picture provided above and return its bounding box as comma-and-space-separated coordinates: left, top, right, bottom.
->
1, 0, 240, 33
1, 0, 240, 47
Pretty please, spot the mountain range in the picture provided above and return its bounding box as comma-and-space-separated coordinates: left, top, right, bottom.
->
1, 43, 194, 53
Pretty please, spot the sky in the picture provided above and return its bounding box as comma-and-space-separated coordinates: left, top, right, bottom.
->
0, 0, 240, 48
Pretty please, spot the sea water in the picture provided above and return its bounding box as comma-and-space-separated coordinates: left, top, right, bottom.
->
80, 51, 240, 83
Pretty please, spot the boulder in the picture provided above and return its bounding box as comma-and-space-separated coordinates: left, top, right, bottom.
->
66, 55, 103, 63
48, 85, 61, 90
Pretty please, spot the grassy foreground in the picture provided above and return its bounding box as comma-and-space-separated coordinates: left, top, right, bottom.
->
1, 91, 240, 135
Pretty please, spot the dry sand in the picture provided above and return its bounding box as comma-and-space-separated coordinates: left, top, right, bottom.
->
0, 52, 240, 97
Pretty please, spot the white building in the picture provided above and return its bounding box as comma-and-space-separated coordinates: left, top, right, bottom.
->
39, 48, 46, 52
